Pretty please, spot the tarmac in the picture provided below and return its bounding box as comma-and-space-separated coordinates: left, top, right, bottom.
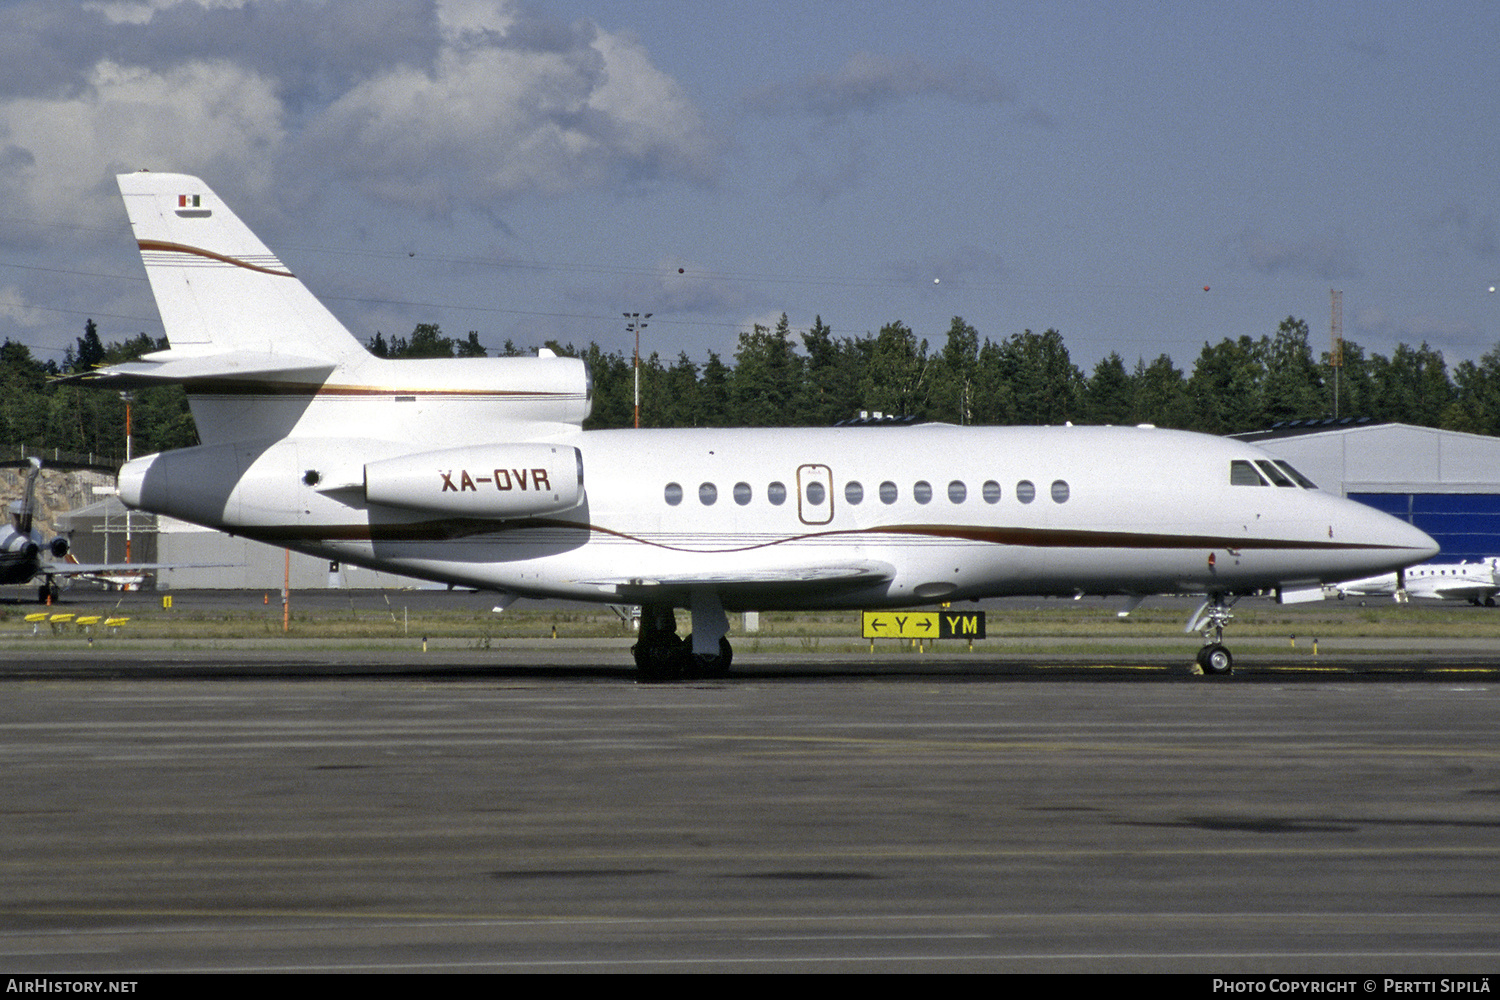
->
0, 590, 1497, 972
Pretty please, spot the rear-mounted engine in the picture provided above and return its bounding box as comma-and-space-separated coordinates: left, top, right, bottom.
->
364, 443, 584, 518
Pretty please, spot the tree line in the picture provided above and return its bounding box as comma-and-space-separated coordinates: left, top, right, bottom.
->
4, 313, 1500, 461
571, 313, 1500, 436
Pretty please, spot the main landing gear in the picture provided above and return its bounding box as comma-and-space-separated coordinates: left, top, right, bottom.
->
37, 579, 59, 604
631, 591, 733, 681
1187, 593, 1237, 676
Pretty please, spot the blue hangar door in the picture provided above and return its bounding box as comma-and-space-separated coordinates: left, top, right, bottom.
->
1348, 492, 1500, 563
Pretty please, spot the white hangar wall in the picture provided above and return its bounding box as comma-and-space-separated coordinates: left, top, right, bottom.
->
155, 516, 430, 590
1246, 422, 1500, 563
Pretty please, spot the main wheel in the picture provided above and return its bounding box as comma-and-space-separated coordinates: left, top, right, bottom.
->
1197, 643, 1233, 676
633, 636, 686, 682
684, 636, 733, 679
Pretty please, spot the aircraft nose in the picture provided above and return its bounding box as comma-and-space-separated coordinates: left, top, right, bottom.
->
1413, 525, 1441, 562
1375, 510, 1440, 565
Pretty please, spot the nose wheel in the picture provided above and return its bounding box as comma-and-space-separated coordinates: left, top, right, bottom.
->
1188, 594, 1237, 676
1196, 643, 1232, 675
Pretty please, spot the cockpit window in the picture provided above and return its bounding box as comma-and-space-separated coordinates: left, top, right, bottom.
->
1273, 460, 1318, 489
1230, 460, 1267, 486
1255, 460, 1295, 487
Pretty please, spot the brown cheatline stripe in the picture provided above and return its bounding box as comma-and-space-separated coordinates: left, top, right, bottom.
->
231, 518, 1424, 554
138, 239, 295, 278
179, 381, 572, 398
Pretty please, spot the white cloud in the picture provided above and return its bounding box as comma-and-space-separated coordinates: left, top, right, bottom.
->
0, 1, 717, 227
0, 284, 51, 329
82, 0, 246, 27
0, 58, 284, 227
295, 5, 720, 215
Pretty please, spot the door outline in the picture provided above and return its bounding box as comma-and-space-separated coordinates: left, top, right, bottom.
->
797, 464, 834, 525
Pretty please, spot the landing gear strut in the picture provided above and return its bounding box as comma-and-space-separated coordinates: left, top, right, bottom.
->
1188, 593, 1237, 676
631, 591, 734, 681
632, 603, 686, 681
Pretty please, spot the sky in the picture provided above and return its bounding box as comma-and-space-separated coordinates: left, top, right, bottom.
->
0, 0, 1496, 376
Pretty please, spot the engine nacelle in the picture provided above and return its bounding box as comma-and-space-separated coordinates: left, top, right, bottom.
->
364, 444, 584, 518
49, 536, 68, 559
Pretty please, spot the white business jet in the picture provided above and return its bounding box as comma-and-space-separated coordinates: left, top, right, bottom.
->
74, 173, 1437, 676
1336, 558, 1500, 605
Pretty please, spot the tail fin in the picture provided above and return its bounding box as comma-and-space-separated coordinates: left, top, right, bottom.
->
90, 173, 591, 449
14, 457, 40, 535
117, 172, 365, 364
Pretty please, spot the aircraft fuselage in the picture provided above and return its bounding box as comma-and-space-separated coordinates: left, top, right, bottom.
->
120, 422, 1436, 611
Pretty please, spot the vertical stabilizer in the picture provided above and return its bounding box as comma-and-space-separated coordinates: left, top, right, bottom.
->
117, 172, 365, 364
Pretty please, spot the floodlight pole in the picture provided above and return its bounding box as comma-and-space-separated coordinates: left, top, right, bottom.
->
122, 392, 132, 563
625, 312, 652, 428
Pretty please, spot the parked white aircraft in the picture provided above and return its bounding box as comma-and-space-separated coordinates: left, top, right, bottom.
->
1336, 559, 1500, 606
74, 172, 1438, 676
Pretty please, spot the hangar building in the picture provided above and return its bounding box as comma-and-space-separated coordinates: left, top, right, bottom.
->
1239, 420, 1500, 563
58, 495, 423, 590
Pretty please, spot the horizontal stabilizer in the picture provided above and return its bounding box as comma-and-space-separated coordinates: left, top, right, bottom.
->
58, 350, 336, 389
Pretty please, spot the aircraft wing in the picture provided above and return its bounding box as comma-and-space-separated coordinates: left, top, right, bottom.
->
1338, 578, 1396, 596
1419, 581, 1498, 602
578, 561, 894, 600
40, 561, 234, 577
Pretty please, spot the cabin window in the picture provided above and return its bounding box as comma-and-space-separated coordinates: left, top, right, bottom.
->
1230, 460, 1267, 486
699, 483, 718, 505
664, 482, 683, 505
1255, 460, 1295, 487
733, 482, 752, 505
948, 480, 966, 503
1016, 480, 1036, 504
845, 481, 864, 505
768, 481, 787, 505
1051, 480, 1070, 503
879, 481, 898, 504
982, 480, 1002, 504
1274, 460, 1318, 489
806, 481, 826, 505
913, 480, 933, 504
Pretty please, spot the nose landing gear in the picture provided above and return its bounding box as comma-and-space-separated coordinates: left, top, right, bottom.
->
1188, 594, 1237, 676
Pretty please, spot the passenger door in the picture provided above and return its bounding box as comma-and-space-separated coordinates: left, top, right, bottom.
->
797, 464, 834, 525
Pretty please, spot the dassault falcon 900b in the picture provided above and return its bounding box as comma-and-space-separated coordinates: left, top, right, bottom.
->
73, 172, 1438, 676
